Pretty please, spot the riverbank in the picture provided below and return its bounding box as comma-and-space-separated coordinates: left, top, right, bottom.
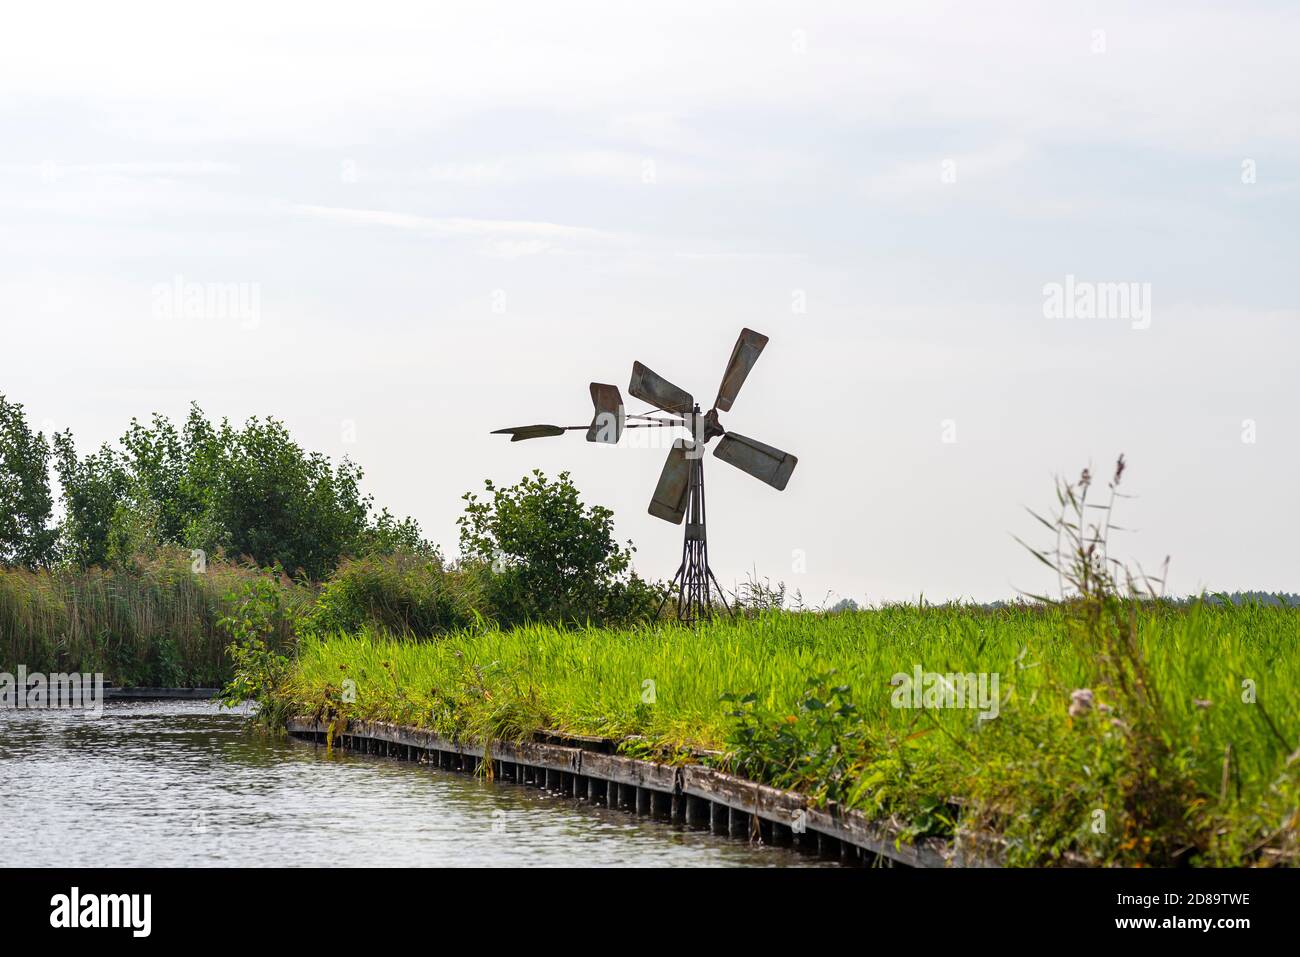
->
286, 716, 978, 866
268, 603, 1300, 867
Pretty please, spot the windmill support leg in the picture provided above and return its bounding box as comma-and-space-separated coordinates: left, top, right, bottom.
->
655, 561, 684, 619
667, 451, 728, 625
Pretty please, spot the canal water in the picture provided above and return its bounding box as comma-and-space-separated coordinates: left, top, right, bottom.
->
0, 700, 830, 867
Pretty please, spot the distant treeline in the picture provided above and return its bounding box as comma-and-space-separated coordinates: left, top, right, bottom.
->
981, 592, 1300, 610
1197, 592, 1300, 607
0, 393, 428, 580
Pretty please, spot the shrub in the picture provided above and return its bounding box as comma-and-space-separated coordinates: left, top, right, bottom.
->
722, 671, 869, 809
457, 470, 660, 627
302, 551, 480, 638
218, 578, 293, 726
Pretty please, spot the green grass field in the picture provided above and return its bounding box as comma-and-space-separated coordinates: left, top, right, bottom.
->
269, 601, 1300, 867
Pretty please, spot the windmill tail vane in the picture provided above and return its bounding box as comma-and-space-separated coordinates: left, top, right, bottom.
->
491, 327, 798, 623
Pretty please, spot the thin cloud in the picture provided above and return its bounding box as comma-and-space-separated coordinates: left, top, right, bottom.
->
291, 204, 616, 242
860, 141, 1028, 202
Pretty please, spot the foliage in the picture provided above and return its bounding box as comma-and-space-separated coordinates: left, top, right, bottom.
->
733, 572, 787, 615
301, 550, 481, 638
0, 394, 57, 568
722, 671, 870, 809
1014, 456, 1206, 864
457, 470, 659, 626
52, 433, 131, 568
215, 414, 370, 580
49, 402, 426, 580
0, 548, 307, 686
358, 509, 437, 558
218, 579, 293, 723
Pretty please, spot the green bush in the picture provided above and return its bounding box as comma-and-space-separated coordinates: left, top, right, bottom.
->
722, 671, 869, 810
218, 579, 293, 726
302, 551, 480, 638
457, 470, 661, 627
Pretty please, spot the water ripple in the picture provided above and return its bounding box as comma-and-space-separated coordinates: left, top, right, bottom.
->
0, 701, 831, 867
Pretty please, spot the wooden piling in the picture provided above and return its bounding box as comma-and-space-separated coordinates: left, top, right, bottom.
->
286, 717, 966, 868
728, 807, 748, 839
685, 795, 709, 829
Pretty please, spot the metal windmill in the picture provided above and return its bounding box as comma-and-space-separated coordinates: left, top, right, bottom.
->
491, 328, 797, 623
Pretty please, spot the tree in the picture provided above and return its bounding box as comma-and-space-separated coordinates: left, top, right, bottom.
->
0, 394, 57, 567
53, 432, 131, 568
53, 403, 423, 579
457, 470, 658, 626
215, 415, 371, 580
120, 410, 192, 544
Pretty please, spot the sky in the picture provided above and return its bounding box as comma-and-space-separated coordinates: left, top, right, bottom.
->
1, 1, 1297, 604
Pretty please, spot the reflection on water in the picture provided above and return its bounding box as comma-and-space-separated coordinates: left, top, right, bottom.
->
0, 701, 830, 867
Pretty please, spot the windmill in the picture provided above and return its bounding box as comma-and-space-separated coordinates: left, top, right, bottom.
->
491, 328, 797, 623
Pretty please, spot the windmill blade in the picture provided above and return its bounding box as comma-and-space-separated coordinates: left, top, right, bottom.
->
712, 328, 768, 412
629, 361, 694, 415
490, 424, 568, 442
585, 382, 626, 444
648, 439, 695, 524
713, 431, 797, 490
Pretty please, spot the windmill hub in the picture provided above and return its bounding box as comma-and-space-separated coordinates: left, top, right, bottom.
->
491, 328, 798, 623
700, 407, 725, 442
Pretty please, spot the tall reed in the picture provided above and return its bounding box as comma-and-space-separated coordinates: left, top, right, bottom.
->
0, 549, 308, 686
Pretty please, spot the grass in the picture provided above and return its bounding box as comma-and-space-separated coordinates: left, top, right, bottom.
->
272, 599, 1300, 866
0, 549, 307, 686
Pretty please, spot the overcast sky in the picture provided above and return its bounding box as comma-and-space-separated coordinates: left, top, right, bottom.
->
2, 1, 1297, 604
